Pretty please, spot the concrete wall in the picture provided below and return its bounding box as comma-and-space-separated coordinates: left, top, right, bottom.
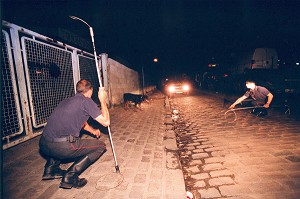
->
108, 58, 142, 105
144, 85, 157, 94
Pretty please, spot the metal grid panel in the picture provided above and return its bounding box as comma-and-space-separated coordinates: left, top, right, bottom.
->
22, 37, 75, 128
2, 30, 23, 138
78, 55, 101, 104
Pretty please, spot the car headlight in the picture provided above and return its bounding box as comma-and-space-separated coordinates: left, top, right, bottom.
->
168, 85, 175, 92
183, 85, 189, 91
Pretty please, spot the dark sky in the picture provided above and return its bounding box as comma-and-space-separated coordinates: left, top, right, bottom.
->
2, 0, 300, 78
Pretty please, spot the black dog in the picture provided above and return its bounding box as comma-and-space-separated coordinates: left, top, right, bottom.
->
123, 93, 148, 110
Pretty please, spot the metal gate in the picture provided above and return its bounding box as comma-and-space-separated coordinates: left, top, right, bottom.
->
78, 54, 101, 104
22, 37, 75, 128
2, 21, 105, 149
2, 30, 24, 139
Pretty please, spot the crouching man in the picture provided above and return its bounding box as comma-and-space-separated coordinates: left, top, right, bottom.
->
39, 79, 110, 189
229, 80, 273, 116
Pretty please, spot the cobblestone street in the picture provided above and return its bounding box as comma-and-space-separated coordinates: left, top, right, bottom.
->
2, 89, 300, 199
2, 91, 186, 199
170, 90, 300, 199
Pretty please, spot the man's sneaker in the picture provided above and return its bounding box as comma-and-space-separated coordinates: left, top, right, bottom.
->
250, 109, 257, 114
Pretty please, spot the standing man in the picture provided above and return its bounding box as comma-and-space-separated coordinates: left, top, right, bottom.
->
39, 79, 110, 189
229, 80, 273, 116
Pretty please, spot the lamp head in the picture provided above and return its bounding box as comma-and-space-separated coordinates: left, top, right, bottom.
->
69, 16, 78, 20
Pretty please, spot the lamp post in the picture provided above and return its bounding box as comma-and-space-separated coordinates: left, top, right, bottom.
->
69, 16, 120, 173
142, 58, 159, 95
142, 66, 145, 95
69, 16, 102, 88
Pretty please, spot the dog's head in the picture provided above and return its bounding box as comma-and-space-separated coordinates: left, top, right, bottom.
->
135, 95, 148, 104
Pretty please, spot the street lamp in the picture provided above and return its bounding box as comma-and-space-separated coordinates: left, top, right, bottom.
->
69, 15, 120, 173
69, 16, 102, 88
142, 57, 159, 95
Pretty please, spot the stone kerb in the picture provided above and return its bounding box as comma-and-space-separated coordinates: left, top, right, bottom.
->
163, 97, 187, 199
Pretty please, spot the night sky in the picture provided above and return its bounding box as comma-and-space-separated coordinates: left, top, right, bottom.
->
2, 0, 300, 79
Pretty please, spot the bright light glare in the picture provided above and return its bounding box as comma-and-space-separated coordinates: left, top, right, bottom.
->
168, 85, 175, 92
183, 85, 189, 91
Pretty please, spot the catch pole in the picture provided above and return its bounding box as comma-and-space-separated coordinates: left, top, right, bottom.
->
70, 16, 120, 173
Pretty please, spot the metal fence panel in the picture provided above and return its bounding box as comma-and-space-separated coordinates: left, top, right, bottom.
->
21, 37, 75, 128
78, 54, 101, 104
2, 30, 24, 139
2, 21, 105, 149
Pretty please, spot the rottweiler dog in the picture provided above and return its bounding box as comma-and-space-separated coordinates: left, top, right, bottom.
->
123, 93, 148, 110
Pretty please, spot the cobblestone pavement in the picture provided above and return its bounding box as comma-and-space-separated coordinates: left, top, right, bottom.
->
170, 90, 300, 199
2, 90, 186, 199
3, 89, 300, 199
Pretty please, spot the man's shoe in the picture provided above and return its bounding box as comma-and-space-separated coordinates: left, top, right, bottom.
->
42, 158, 65, 180
256, 109, 268, 117
250, 109, 257, 114
42, 167, 66, 180
59, 173, 87, 189
59, 156, 91, 189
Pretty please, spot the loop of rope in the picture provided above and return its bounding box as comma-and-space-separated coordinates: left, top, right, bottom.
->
95, 172, 124, 191
224, 106, 264, 123
224, 110, 237, 123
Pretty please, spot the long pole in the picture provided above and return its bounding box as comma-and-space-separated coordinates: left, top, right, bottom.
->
69, 16, 120, 173
227, 106, 264, 112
